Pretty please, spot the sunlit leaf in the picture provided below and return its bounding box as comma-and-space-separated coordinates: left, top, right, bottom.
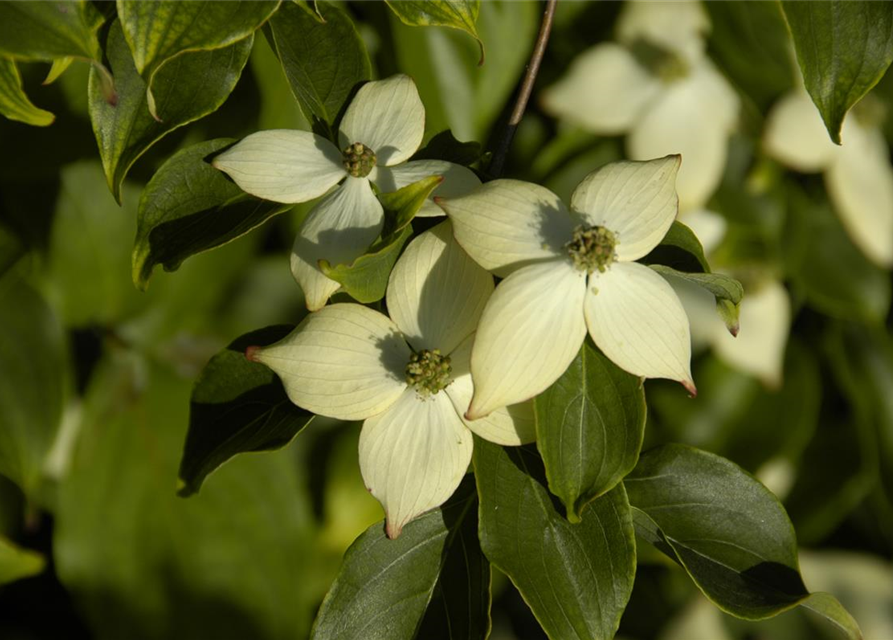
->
0, 58, 54, 126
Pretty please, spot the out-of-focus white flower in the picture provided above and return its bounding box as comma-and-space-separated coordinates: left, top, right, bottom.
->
542, 0, 740, 213
246, 222, 534, 539
213, 74, 481, 310
673, 275, 791, 388
764, 89, 893, 268
440, 156, 694, 419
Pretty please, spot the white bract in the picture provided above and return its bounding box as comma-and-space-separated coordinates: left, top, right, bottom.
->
440, 155, 694, 419
541, 0, 739, 214
764, 89, 893, 268
212, 74, 481, 310
246, 222, 534, 539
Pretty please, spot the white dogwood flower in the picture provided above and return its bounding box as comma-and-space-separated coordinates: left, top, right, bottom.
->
541, 0, 739, 213
439, 156, 694, 419
212, 74, 480, 310
764, 90, 893, 268
245, 222, 534, 539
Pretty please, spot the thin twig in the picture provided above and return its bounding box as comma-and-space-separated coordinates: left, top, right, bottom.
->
487, 0, 558, 178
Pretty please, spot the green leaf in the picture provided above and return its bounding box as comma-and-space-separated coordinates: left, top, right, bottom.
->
311, 477, 481, 640
43, 56, 74, 84
89, 20, 252, 202
133, 139, 292, 290
800, 592, 863, 640
178, 325, 313, 498
117, 0, 279, 119
266, 0, 371, 130
643, 220, 710, 273
0, 58, 54, 126
534, 339, 645, 522
0, 536, 45, 586
386, 0, 484, 63
0, 224, 26, 278
474, 440, 635, 640
55, 356, 317, 639
625, 444, 859, 637
319, 175, 442, 304
650, 266, 744, 306
413, 129, 482, 166
0, 277, 67, 497
787, 184, 891, 324
0, 0, 104, 62
780, 0, 893, 144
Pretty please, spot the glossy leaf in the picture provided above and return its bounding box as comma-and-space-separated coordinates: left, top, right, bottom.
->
0, 58, 54, 126
311, 477, 482, 640
534, 339, 646, 522
0, 537, 45, 586
474, 440, 635, 640
178, 326, 313, 498
781, 0, 893, 143
319, 175, 442, 303
55, 356, 317, 639
117, 0, 279, 119
133, 139, 292, 290
0, 1, 104, 62
89, 21, 252, 201
267, 0, 371, 130
386, 0, 483, 63
0, 277, 67, 497
626, 444, 859, 637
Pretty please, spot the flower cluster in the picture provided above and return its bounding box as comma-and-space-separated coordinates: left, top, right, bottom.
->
216, 74, 695, 537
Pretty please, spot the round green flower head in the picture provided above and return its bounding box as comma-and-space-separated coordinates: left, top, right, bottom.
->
566, 223, 618, 273
405, 348, 452, 396
342, 142, 377, 178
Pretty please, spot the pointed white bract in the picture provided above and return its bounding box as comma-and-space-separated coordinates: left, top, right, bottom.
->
443, 156, 694, 418
213, 74, 480, 310
542, 1, 739, 213
764, 86, 893, 268
252, 223, 532, 538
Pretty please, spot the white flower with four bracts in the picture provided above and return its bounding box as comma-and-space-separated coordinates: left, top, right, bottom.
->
213, 74, 480, 310
245, 222, 534, 539
439, 155, 695, 420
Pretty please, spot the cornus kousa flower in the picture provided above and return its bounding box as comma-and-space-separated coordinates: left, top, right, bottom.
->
764, 89, 893, 268
439, 155, 694, 419
245, 222, 534, 538
541, 0, 739, 218
212, 74, 480, 310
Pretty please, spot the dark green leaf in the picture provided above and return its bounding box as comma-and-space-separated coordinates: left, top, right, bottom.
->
780, 0, 893, 143
534, 339, 645, 522
0, 0, 104, 62
474, 440, 635, 640
0, 277, 67, 497
55, 356, 317, 639
626, 444, 858, 636
89, 20, 252, 201
649, 265, 743, 306
642, 221, 709, 273
0, 537, 45, 586
413, 129, 482, 166
133, 138, 292, 290
800, 593, 863, 640
311, 477, 480, 640
117, 0, 279, 119
267, 0, 371, 130
386, 0, 483, 63
787, 184, 891, 324
0, 58, 54, 126
178, 326, 313, 498
0, 224, 26, 278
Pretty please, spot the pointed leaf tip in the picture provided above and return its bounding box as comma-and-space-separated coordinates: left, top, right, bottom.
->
245, 345, 262, 363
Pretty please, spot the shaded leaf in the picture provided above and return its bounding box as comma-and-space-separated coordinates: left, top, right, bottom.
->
781, 0, 893, 143
133, 139, 292, 290
0, 0, 104, 62
266, 0, 371, 131
413, 129, 482, 166
178, 325, 313, 497
386, 0, 484, 63
643, 221, 709, 273
0, 58, 54, 126
311, 477, 481, 640
535, 339, 646, 522
0, 537, 45, 586
650, 265, 744, 306
89, 20, 252, 201
474, 440, 635, 640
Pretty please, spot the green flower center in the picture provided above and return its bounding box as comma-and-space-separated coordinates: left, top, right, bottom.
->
342, 142, 377, 178
629, 38, 689, 82
405, 349, 452, 396
566, 223, 618, 274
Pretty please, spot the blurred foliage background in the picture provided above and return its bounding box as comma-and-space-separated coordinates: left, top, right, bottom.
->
0, 1, 892, 639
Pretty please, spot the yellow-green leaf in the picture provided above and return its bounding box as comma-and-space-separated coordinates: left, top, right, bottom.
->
386, 0, 484, 62
0, 58, 54, 126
